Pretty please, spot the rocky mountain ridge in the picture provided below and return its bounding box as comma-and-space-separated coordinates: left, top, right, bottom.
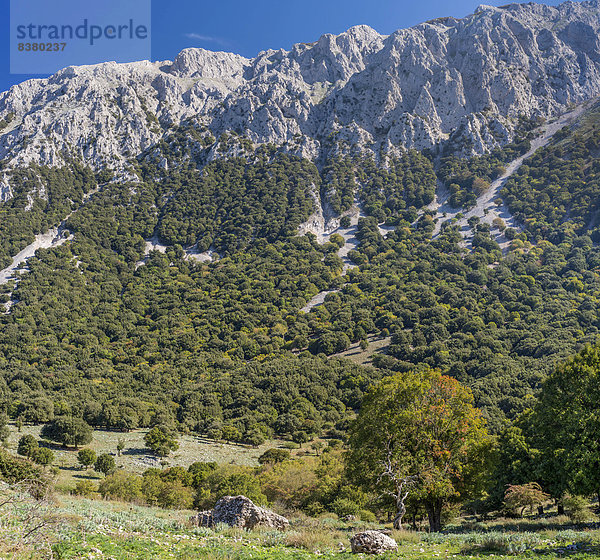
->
1, 0, 600, 202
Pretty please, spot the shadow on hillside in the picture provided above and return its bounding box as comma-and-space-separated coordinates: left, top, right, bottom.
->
121, 447, 147, 456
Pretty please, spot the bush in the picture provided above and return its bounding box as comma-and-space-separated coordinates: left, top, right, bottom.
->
77, 448, 97, 469
492, 217, 506, 231
142, 475, 194, 509
72, 480, 97, 497
331, 497, 361, 518
469, 533, 542, 555
258, 448, 290, 465
0, 448, 43, 483
144, 426, 179, 457
17, 435, 38, 458
31, 447, 54, 466
94, 453, 116, 476
563, 495, 592, 524
98, 471, 143, 502
359, 509, 376, 522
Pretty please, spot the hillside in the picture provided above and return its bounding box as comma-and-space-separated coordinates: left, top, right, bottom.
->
3, 2, 600, 550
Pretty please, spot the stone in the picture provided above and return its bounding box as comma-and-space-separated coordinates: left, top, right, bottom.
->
350, 530, 398, 555
191, 495, 289, 531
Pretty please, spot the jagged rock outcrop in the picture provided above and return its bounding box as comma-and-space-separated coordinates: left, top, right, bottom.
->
1, 1, 600, 201
350, 530, 398, 554
190, 495, 289, 530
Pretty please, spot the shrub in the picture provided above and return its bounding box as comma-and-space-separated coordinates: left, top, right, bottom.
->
221, 425, 242, 444
492, 217, 506, 231
329, 233, 345, 248
144, 426, 179, 457
72, 480, 97, 497
98, 471, 143, 502
77, 448, 97, 469
359, 509, 376, 522
31, 447, 54, 466
188, 462, 218, 488
243, 429, 266, 448
472, 177, 490, 196
469, 533, 542, 555
143, 477, 194, 509
94, 453, 116, 476
331, 497, 361, 518
258, 448, 290, 465
17, 435, 38, 458
0, 413, 9, 445
563, 495, 592, 524
0, 448, 43, 483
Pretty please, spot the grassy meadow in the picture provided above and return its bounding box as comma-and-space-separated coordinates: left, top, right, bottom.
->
1, 492, 600, 560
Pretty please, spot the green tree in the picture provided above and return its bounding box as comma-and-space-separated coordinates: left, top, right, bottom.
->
347, 369, 492, 531
533, 345, 600, 504
77, 448, 97, 469
144, 426, 179, 457
17, 435, 38, 458
73, 480, 97, 497
98, 471, 142, 501
94, 453, 116, 476
40, 416, 92, 449
221, 425, 241, 444
31, 446, 54, 467
292, 431, 310, 447
258, 448, 290, 465
0, 413, 10, 445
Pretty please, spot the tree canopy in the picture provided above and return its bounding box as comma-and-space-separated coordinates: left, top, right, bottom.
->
347, 369, 492, 531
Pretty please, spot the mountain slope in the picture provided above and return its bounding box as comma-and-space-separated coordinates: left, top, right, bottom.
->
1, 0, 600, 194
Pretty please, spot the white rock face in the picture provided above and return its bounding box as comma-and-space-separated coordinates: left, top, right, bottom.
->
1, 0, 600, 196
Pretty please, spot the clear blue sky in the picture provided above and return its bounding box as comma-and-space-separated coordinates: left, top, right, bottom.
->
0, 0, 567, 93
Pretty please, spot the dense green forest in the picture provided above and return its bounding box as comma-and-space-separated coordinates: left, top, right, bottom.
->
323, 151, 436, 218
0, 163, 98, 269
0, 107, 599, 442
502, 104, 600, 242
438, 116, 538, 208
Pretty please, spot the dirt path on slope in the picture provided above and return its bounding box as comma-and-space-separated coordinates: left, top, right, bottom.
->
431, 102, 591, 240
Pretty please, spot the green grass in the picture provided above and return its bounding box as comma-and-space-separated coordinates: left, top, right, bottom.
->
332, 334, 391, 366
2, 493, 600, 560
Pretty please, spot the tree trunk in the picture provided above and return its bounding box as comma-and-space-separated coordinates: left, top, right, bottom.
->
557, 502, 564, 516
426, 501, 443, 532
393, 496, 407, 529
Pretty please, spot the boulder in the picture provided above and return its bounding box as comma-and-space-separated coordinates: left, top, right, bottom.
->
350, 530, 398, 554
191, 495, 289, 530
191, 510, 213, 527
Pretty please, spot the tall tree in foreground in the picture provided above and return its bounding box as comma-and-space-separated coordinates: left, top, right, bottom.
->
347, 369, 492, 531
532, 345, 600, 505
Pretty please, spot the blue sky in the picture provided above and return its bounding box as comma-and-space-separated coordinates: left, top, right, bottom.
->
0, 0, 567, 93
